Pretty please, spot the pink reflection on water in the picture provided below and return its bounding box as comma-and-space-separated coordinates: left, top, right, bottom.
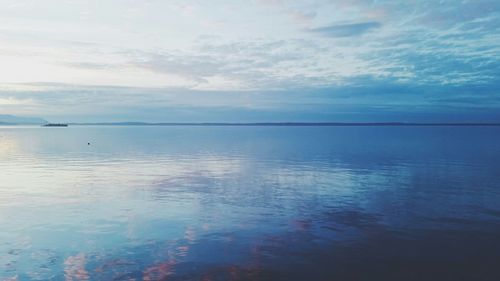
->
143, 260, 176, 281
202, 223, 211, 231
64, 253, 89, 281
184, 227, 196, 242
176, 245, 190, 257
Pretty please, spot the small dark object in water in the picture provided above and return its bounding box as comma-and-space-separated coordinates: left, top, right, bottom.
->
43, 123, 68, 127
88, 142, 90, 145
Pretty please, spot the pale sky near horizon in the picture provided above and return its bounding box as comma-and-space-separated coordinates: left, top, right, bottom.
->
0, 0, 499, 122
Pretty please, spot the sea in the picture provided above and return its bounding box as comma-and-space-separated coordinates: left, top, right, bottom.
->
1, 125, 500, 280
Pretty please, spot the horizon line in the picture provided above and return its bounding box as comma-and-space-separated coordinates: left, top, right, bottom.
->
63, 122, 500, 126
3, 121, 500, 127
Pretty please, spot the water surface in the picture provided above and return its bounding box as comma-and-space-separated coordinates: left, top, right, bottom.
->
1, 126, 500, 280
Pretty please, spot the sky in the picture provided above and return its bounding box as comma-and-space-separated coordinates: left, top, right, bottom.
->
0, 0, 499, 122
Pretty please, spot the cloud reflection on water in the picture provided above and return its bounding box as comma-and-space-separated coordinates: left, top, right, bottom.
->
1, 126, 500, 280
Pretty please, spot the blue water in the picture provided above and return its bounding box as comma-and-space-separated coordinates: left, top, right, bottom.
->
1, 126, 500, 280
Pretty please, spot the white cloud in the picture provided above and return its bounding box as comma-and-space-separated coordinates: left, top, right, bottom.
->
0, 0, 498, 120
0, 97, 33, 105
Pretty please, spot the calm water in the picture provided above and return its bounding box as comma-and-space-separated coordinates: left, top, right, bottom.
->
1, 126, 500, 280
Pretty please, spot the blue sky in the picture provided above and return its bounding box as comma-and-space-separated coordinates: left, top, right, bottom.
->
0, 0, 499, 122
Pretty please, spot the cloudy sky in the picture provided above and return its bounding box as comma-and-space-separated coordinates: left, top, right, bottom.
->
0, 0, 499, 122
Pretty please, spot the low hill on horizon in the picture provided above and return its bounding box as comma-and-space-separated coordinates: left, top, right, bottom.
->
0, 114, 47, 125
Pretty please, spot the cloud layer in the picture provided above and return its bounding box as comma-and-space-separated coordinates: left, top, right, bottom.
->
310, 21, 382, 37
0, 0, 499, 121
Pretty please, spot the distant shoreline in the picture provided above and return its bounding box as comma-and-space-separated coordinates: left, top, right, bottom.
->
3, 122, 500, 127
65, 122, 500, 126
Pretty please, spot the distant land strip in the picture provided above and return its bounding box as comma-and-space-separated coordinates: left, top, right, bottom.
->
67, 122, 500, 126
